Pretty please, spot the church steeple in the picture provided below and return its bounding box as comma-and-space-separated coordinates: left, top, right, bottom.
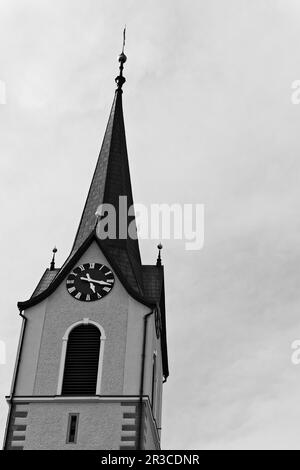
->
72, 45, 143, 294
5, 41, 169, 451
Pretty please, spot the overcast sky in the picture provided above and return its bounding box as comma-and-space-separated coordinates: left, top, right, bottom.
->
1, 0, 300, 450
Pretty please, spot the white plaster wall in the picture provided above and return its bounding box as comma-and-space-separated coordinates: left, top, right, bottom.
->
15, 301, 47, 396
33, 242, 131, 395
24, 402, 123, 450
144, 404, 160, 450
122, 297, 149, 395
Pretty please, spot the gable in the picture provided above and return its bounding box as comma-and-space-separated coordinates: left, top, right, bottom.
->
18, 232, 152, 311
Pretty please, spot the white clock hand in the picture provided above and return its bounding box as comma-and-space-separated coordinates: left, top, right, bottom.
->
89, 283, 96, 293
86, 273, 93, 283
80, 276, 112, 287
79, 274, 96, 293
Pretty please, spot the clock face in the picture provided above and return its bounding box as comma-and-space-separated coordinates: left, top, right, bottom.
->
66, 263, 115, 301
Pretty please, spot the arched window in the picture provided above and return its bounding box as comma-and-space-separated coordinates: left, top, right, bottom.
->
57, 319, 106, 396
62, 324, 100, 395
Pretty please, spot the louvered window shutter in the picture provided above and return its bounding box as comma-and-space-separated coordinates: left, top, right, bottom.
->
62, 324, 100, 395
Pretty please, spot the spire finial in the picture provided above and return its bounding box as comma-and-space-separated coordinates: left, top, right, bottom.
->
156, 243, 163, 266
115, 27, 127, 90
50, 246, 57, 271
122, 25, 126, 54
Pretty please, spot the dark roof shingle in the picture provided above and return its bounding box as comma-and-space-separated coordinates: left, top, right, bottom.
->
142, 265, 163, 303
31, 268, 59, 298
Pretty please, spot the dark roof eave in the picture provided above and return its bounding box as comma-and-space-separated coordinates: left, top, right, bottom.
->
159, 273, 169, 379
17, 231, 154, 311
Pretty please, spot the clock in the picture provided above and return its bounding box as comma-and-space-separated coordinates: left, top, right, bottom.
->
66, 263, 115, 301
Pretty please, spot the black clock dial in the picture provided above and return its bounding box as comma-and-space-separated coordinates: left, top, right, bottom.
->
66, 263, 115, 301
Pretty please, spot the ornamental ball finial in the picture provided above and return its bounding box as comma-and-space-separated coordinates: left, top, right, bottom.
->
50, 246, 58, 270
119, 52, 127, 64
156, 243, 163, 266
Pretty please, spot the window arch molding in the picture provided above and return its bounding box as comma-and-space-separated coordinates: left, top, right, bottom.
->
57, 318, 106, 396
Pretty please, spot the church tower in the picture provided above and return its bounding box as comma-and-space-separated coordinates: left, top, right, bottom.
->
4, 46, 169, 450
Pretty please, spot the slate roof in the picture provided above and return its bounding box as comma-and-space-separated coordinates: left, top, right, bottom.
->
27, 85, 162, 305
31, 268, 59, 298
71, 88, 143, 295
142, 266, 163, 303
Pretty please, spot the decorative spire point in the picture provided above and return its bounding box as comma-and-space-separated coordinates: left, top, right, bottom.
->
156, 243, 163, 266
50, 246, 57, 271
115, 27, 127, 90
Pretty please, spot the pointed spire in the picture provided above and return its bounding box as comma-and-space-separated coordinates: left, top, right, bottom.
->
71, 37, 144, 294
50, 247, 57, 271
156, 244, 163, 267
